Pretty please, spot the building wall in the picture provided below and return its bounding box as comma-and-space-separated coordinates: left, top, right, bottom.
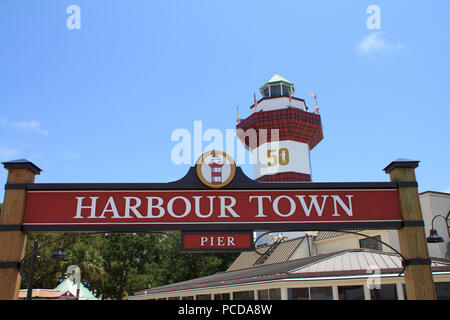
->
420, 192, 450, 258
290, 235, 314, 259
313, 230, 396, 256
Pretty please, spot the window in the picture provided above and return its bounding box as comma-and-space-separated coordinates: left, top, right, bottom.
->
181, 296, 194, 300
196, 294, 211, 300
258, 290, 268, 300
435, 282, 450, 300
214, 293, 230, 300
359, 235, 382, 251
269, 84, 281, 97
269, 288, 281, 300
370, 284, 398, 300
262, 88, 270, 98
168, 296, 180, 300
288, 287, 333, 300
282, 85, 291, 96
233, 290, 254, 300
310, 287, 333, 300
257, 289, 281, 300
288, 288, 309, 300
338, 285, 365, 300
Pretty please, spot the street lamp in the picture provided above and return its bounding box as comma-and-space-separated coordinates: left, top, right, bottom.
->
23, 240, 67, 300
50, 246, 67, 260
426, 210, 450, 244
19, 232, 105, 300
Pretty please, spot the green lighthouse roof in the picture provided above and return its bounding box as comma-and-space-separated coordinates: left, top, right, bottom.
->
260, 74, 294, 91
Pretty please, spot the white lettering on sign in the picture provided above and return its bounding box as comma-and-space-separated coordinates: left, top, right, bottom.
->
199, 236, 237, 247
146, 197, 165, 218
273, 195, 296, 217
124, 197, 144, 218
167, 196, 191, 218
218, 196, 239, 218
73, 194, 354, 219
296, 195, 329, 217
193, 196, 216, 218
249, 195, 272, 217
74, 197, 99, 219
99, 196, 121, 219
331, 195, 354, 216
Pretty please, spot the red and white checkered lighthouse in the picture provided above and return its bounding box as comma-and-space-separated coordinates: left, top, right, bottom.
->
236, 74, 323, 182
208, 152, 224, 185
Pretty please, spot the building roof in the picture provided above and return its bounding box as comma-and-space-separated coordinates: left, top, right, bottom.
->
53, 278, 99, 300
130, 249, 450, 298
227, 237, 304, 271
18, 289, 76, 300
419, 190, 450, 197
313, 230, 361, 241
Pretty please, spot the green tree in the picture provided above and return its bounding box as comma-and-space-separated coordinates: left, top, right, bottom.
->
19, 231, 239, 299
20, 233, 104, 293
149, 233, 238, 288
95, 233, 160, 300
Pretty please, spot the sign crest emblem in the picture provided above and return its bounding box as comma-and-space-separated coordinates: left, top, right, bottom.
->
196, 150, 236, 189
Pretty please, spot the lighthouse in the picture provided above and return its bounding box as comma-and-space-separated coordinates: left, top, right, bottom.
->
236, 74, 323, 182
208, 152, 224, 185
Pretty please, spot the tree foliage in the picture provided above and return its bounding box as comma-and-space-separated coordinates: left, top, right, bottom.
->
19, 231, 239, 299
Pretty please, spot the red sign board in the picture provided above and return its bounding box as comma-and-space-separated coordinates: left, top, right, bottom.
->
22, 188, 402, 232
181, 231, 254, 252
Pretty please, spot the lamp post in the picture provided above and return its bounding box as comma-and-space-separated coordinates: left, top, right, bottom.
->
426, 210, 450, 256
22, 240, 67, 300
19, 232, 104, 300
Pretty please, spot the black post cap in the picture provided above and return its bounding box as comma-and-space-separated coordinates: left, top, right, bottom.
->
383, 158, 419, 174
2, 159, 42, 175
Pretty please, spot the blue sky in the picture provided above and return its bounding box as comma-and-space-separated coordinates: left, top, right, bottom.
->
0, 0, 449, 201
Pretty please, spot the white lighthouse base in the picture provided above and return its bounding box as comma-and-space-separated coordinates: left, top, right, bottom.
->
251, 140, 311, 180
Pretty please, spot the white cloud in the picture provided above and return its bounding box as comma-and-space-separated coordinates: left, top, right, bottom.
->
0, 119, 49, 136
12, 120, 49, 136
356, 32, 404, 54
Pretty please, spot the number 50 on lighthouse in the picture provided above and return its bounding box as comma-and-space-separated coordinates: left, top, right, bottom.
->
267, 148, 290, 167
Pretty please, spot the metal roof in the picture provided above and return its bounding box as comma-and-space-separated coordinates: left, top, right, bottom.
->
291, 250, 426, 274
227, 237, 304, 271
130, 250, 450, 297
18, 289, 76, 299
53, 279, 99, 300
313, 230, 360, 241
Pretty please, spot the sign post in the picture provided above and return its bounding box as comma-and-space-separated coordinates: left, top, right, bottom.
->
0, 160, 41, 300
384, 159, 436, 300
